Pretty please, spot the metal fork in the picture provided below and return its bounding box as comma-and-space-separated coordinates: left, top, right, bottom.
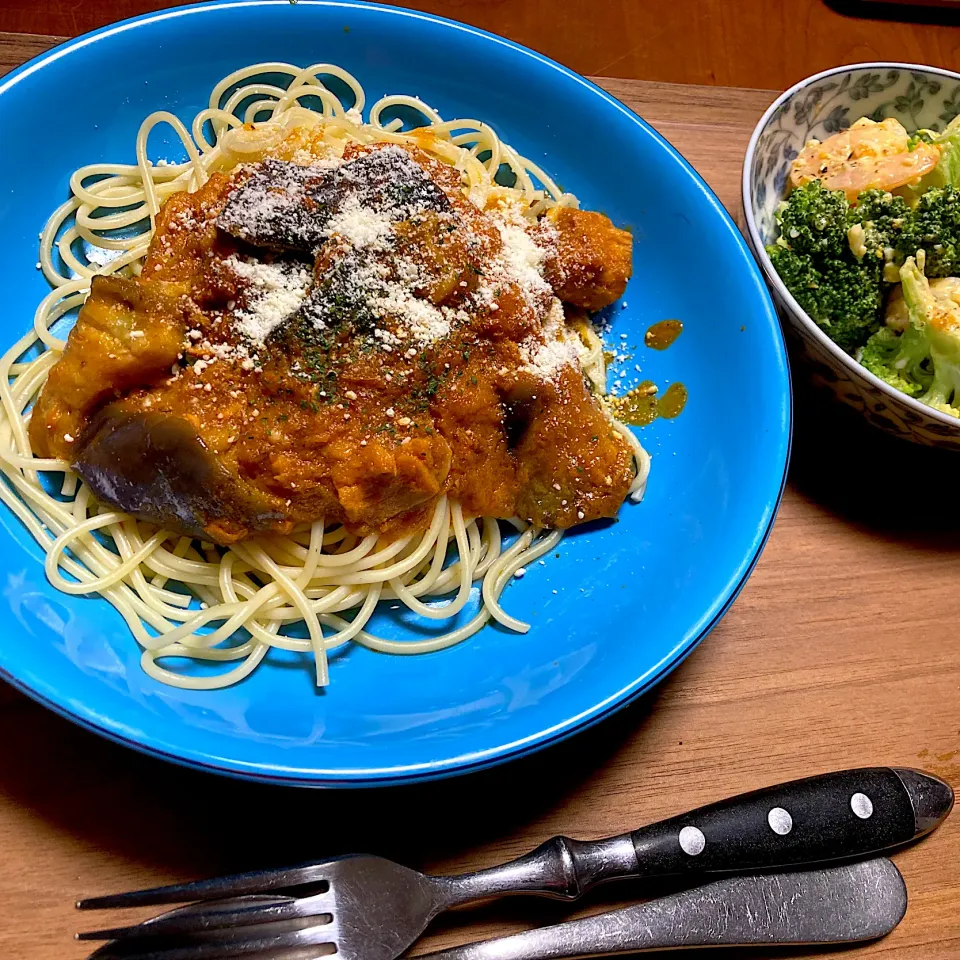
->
76, 767, 952, 960
77, 851, 590, 959
79, 859, 907, 959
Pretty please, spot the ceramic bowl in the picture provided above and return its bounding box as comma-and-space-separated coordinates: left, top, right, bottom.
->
742, 62, 960, 447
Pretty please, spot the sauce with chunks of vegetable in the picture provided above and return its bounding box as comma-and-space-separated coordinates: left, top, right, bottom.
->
31, 137, 636, 544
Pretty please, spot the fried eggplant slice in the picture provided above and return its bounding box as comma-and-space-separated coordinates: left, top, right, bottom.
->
217, 148, 450, 251
29, 275, 189, 459
74, 407, 289, 544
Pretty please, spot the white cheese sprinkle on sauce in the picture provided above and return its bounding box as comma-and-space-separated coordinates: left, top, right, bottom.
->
225, 255, 314, 346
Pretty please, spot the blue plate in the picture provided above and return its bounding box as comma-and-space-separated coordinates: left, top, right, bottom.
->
0, 0, 790, 786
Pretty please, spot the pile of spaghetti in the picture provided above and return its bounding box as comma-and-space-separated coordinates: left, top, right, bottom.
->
0, 63, 648, 690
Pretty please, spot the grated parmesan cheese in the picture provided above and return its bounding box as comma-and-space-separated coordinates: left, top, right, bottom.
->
494, 219, 553, 308
519, 300, 579, 381
212, 145, 579, 385
225, 255, 313, 345
324, 193, 393, 250
85, 245, 126, 269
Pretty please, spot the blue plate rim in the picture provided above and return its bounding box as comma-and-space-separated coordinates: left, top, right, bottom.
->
0, 441, 791, 787
0, 0, 792, 786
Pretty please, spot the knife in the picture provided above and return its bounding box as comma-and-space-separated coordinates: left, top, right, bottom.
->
421, 858, 908, 959
431, 766, 954, 902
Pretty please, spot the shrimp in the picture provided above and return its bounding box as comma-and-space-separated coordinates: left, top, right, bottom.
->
790, 117, 940, 201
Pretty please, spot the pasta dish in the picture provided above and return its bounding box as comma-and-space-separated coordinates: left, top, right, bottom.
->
0, 63, 648, 689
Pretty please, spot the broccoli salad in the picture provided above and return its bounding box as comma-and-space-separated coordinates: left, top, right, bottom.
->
768, 115, 960, 418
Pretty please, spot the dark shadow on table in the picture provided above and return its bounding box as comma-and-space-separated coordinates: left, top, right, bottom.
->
0, 649, 696, 888
788, 373, 960, 542
2, 649, 885, 960
823, 0, 960, 27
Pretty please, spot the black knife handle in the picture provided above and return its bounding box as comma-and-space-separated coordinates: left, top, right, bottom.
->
435, 767, 952, 907
629, 766, 945, 876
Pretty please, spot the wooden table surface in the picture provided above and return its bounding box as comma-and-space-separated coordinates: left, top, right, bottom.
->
1, 30, 959, 960
2, 0, 960, 90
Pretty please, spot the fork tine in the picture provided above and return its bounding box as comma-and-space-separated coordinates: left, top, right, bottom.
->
77, 863, 331, 910
77, 892, 336, 942
86, 920, 336, 960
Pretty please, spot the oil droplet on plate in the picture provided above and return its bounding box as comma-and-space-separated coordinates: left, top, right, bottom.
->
608, 381, 658, 426
658, 382, 687, 419
608, 381, 688, 427
645, 319, 683, 350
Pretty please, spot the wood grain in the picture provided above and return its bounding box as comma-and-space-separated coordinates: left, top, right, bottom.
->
1, 30, 959, 960
2, 0, 960, 89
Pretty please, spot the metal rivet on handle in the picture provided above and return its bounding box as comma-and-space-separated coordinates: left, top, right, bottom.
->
851, 793, 874, 819
767, 807, 793, 835
678, 826, 706, 856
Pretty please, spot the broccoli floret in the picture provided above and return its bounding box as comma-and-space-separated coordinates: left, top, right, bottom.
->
899, 255, 960, 415
768, 181, 886, 350
897, 119, 960, 203
898, 186, 960, 277
931, 116, 960, 188
769, 244, 884, 349
773, 180, 850, 256
848, 189, 911, 266
907, 129, 936, 150
909, 116, 960, 195
861, 255, 960, 415
851, 189, 911, 231
859, 325, 926, 396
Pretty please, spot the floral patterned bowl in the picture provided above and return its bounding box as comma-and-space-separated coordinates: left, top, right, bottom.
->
742, 63, 960, 447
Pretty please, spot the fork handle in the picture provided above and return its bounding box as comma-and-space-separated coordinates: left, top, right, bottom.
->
422, 859, 906, 960
435, 767, 951, 906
